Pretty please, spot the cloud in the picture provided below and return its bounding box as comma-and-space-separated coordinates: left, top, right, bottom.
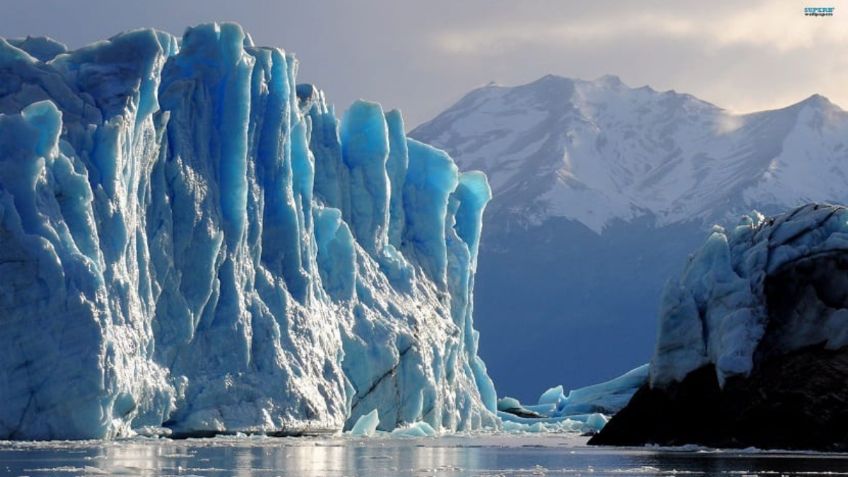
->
1, 0, 847, 126
433, 0, 848, 55
424, 0, 848, 119
435, 14, 696, 55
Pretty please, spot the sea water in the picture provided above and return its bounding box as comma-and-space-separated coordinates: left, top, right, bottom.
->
2, 435, 848, 476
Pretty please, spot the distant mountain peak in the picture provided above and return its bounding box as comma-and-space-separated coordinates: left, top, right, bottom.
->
806, 92, 829, 102
594, 74, 624, 87
412, 75, 848, 233
795, 93, 842, 112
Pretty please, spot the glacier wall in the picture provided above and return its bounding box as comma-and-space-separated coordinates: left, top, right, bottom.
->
0, 23, 498, 440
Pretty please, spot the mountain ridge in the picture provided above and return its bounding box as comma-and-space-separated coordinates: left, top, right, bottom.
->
412, 74, 847, 233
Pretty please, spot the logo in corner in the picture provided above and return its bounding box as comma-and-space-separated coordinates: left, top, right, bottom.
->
804, 6, 835, 16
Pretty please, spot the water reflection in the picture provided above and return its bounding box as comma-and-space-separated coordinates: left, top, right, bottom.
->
2, 435, 848, 476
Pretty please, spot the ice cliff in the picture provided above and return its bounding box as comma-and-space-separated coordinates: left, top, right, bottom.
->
0, 23, 498, 440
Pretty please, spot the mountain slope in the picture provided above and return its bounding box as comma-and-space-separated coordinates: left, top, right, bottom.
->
411, 75, 848, 400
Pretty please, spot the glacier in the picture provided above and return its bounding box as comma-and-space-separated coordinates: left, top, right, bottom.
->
0, 23, 499, 440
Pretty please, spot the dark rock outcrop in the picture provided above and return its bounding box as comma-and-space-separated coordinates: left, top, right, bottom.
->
590, 346, 848, 450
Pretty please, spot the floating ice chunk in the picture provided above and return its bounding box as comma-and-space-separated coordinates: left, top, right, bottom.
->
390, 421, 437, 438
497, 397, 522, 411
501, 364, 646, 435
529, 422, 547, 433
559, 364, 648, 415
133, 426, 173, 438
499, 413, 587, 433
538, 385, 564, 405
582, 413, 609, 432
502, 420, 528, 433
349, 410, 380, 437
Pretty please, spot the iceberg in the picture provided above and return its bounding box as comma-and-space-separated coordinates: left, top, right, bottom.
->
348, 410, 380, 437
0, 23, 497, 440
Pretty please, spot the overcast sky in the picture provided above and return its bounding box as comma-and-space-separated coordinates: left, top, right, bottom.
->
2, 0, 846, 128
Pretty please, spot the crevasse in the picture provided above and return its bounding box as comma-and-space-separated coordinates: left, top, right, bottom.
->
0, 22, 498, 440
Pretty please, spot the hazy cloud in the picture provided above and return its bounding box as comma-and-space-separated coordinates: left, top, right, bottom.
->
0, 0, 845, 126
434, 1, 848, 55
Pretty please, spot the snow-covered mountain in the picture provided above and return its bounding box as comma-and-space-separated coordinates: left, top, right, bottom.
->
411, 75, 848, 399
0, 24, 499, 439
414, 75, 848, 232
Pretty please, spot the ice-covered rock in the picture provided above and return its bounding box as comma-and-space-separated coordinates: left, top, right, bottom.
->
592, 204, 848, 450
0, 23, 497, 440
650, 203, 848, 387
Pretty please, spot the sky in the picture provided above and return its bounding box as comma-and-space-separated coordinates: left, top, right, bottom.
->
1, 0, 847, 128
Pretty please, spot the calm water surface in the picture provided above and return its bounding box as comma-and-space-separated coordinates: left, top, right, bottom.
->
1, 434, 847, 476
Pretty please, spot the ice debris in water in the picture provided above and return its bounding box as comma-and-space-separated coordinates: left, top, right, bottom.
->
496, 397, 523, 412
348, 410, 380, 437
0, 22, 498, 440
391, 421, 438, 437
538, 386, 565, 406
497, 365, 647, 433
559, 364, 649, 416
